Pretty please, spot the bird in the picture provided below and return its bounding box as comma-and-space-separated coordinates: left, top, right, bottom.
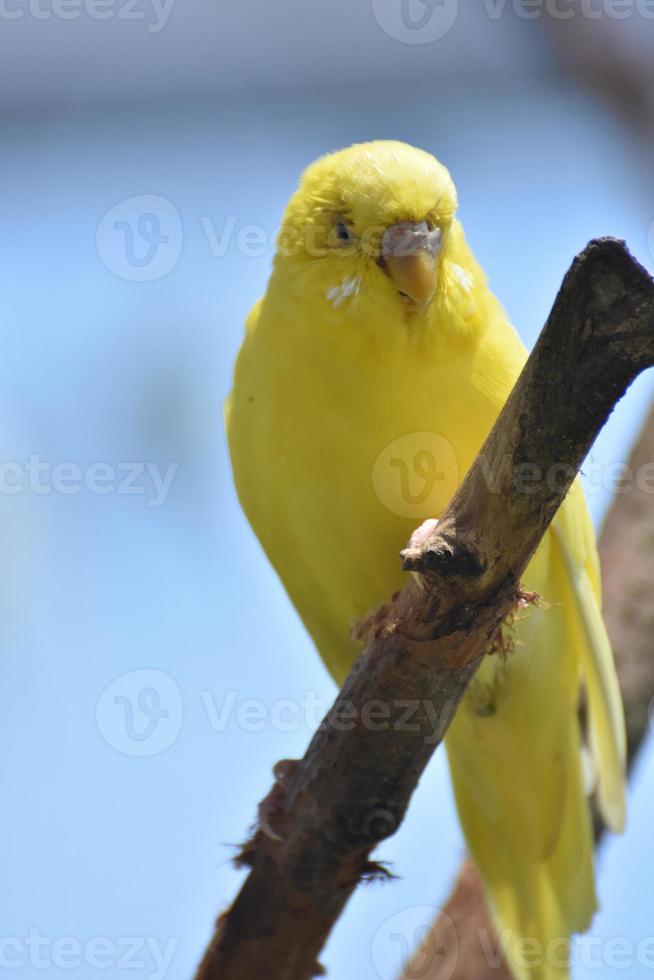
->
225, 140, 626, 980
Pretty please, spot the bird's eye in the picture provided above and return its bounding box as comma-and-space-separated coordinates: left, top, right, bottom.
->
336, 221, 354, 243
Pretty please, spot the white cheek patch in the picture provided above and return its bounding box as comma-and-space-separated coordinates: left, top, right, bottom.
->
450, 262, 474, 293
326, 276, 361, 309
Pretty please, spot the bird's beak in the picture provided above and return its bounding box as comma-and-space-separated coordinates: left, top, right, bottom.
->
381, 221, 442, 310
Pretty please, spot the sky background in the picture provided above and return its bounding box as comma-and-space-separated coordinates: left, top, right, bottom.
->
2, 4, 654, 979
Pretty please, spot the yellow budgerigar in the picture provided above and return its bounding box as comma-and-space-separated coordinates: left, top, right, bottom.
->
226, 141, 626, 980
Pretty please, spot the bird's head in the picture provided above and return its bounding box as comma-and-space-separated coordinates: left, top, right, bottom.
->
275, 141, 460, 321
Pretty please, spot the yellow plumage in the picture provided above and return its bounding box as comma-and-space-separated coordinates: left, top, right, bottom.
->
226, 141, 626, 980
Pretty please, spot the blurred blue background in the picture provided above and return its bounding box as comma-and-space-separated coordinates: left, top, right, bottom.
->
2, 3, 654, 978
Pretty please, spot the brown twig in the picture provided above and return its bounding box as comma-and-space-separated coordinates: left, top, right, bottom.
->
196, 239, 654, 980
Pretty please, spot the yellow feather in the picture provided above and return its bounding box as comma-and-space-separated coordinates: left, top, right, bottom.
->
226, 141, 626, 979
551, 504, 627, 832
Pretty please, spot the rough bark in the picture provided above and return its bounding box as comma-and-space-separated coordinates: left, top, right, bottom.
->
196, 239, 654, 980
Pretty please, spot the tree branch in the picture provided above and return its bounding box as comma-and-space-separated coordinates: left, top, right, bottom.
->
196, 239, 654, 980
